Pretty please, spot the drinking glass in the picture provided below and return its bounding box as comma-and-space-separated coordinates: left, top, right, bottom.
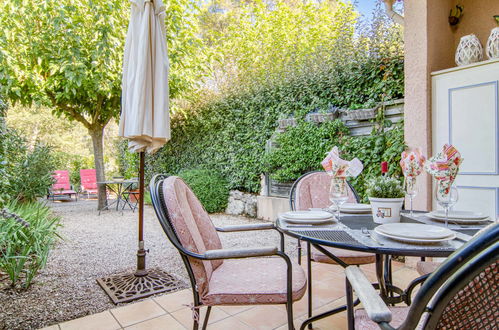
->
404, 176, 418, 216
435, 184, 459, 227
329, 177, 349, 222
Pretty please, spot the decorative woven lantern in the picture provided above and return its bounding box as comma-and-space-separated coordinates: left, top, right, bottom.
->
486, 27, 499, 59
455, 34, 483, 66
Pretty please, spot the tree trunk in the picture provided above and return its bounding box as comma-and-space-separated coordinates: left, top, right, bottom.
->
89, 126, 107, 210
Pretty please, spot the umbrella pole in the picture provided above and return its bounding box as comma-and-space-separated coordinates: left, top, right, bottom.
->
135, 151, 147, 276
97, 151, 182, 304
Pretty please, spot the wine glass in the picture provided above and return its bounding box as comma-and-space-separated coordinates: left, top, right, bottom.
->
435, 184, 459, 227
329, 177, 349, 222
404, 176, 418, 216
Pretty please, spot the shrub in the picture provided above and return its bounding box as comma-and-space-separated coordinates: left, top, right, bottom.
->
178, 169, 229, 213
0, 129, 56, 204
264, 118, 406, 202
366, 176, 405, 199
0, 201, 61, 288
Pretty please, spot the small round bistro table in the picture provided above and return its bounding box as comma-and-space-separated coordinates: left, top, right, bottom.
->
97, 179, 139, 213
276, 212, 484, 330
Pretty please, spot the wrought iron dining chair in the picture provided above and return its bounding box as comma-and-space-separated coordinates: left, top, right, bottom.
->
150, 175, 307, 330
289, 171, 376, 327
290, 171, 370, 264
344, 223, 498, 330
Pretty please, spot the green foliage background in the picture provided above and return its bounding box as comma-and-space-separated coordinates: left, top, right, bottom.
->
178, 169, 229, 213
0, 127, 57, 204
265, 119, 405, 202
116, 1, 405, 203
0, 201, 61, 288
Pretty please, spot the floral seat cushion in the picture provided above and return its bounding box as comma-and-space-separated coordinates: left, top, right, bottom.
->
311, 246, 376, 265
162, 176, 224, 297
202, 257, 306, 306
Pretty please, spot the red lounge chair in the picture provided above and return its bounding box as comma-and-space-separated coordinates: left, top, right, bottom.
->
80, 169, 99, 198
49, 170, 77, 201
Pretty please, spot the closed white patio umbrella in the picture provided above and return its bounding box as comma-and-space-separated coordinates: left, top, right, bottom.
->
98, 0, 178, 304
119, 0, 170, 153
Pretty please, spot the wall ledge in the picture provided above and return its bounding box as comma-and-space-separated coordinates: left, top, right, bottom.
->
431, 58, 499, 76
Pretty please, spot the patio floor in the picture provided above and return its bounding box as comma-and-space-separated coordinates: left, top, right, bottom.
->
41, 259, 415, 330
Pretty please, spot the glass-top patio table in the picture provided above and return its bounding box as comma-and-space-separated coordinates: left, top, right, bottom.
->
97, 179, 138, 213
276, 212, 489, 330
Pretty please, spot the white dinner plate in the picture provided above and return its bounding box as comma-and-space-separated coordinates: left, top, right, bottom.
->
428, 210, 488, 220
281, 217, 336, 225
375, 223, 454, 240
374, 228, 456, 244
427, 214, 491, 224
340, 203, 371, 213
280, 211, 333, 220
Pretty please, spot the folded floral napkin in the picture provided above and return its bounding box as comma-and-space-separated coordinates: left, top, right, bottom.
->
400, 148, 426, 189
424, 144, 463, 197
321, 146, 363, 178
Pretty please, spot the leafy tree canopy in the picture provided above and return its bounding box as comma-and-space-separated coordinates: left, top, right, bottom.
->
0, 0, 206, 208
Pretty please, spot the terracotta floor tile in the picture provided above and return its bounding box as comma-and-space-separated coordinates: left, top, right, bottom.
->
311, 312, 348, 330
170, 306, 230, 328
154, 289, 193, 313
392, 267, 420, 289
218, 305, 254, 315
391, 260, 405, 271
59, 311, 121, 330
209, 316, 253, 330
309, 263, 344, 281
124, 314, 185, 330
309, 279, 346, 306
111, 299, 166, 327
292, 293, 329, 317
234, 305, 290, 330
308, 298, 348, 330
273, 316, 306, 330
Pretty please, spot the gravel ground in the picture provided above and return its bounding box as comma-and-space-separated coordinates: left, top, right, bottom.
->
0, 199, 297, 330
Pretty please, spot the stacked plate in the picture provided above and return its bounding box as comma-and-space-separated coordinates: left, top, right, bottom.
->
280, 211, 335, 225
374, 223, 456, 244
427, 210, 490, 224
339, 203, 371, 214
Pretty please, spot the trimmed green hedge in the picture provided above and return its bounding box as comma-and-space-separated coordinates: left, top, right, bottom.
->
142, 55, 404, 193
178, 169, 229, 213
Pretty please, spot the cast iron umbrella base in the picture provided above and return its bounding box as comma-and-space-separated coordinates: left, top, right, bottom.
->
97, 267, 181, 304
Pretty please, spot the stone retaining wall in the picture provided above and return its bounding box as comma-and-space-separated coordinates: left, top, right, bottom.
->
225, 190, 258, 218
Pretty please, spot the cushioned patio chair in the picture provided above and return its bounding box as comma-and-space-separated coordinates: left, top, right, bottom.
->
344, 223, 498, 330
80, 169, 99, 198
289, 171, 376, 326
49, 170, 77, 201
150, 175, 307, 330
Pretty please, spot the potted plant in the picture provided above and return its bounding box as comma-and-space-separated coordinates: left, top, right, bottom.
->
366, 176, 405, 224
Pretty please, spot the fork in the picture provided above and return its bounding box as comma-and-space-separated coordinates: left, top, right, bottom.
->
361, 227, 384, 245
